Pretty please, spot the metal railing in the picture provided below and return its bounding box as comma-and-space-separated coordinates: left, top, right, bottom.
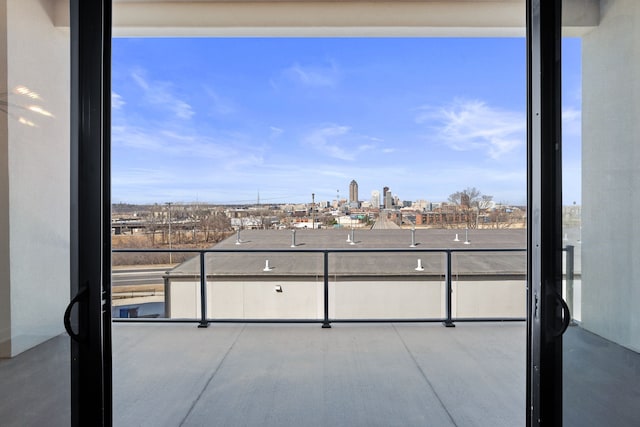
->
109, 246, 578, 328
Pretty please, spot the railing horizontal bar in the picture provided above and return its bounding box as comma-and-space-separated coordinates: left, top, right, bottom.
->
113, 318, 324, 324
113, 247, 580, 255
453, 317, 526, 322
112, 249, 204, 253
328, 318, 445, 323
112, 318, 203, 323
206, 319, 323, 324
114, 318, 446, 324
113, 317, 527, 324
113, 248, 527, 254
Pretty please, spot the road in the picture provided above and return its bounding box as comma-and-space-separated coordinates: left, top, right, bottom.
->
111, 266, 171, 287
371, 215, 402, 230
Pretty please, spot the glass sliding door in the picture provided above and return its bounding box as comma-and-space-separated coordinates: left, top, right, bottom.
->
110, 3, 530, 426
562, 0, 640, 425
0, 0, 74, 426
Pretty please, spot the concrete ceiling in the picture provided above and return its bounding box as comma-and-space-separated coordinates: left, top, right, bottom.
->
55, 0, 599, 37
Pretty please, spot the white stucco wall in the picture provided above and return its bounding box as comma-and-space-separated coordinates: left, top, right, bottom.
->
581, 0, 640, 351
0, 0, 69, 357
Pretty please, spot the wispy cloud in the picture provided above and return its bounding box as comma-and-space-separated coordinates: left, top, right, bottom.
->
562, 107, 581, 137
302, 125, 379, 161
111, 167, 174, 188
130, 70, 150, 91
417, 99, 525, 160
270, 126, 284, 139
304, 125, 353, 160
204, 87, 236, 115
283, 60, 340, 87
112, 92, 125, 110
112, 123, 259, 164
130, 68, 194, 120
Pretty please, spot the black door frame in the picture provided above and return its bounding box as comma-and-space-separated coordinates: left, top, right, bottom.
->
69, 0, 112, 425
68, 1, 567, 425
527, 0, 568, 426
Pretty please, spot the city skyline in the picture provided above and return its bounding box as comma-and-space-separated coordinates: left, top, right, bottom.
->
111, 38, 582, 205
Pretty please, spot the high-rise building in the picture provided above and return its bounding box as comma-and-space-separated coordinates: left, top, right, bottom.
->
349, 180, 359, 203
384, 190, 393, 209
371, 190, 380, 208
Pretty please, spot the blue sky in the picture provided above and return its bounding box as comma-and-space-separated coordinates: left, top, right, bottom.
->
112, 38, 581, 205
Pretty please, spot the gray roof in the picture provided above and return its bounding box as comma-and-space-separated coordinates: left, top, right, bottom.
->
167, 229, 527, 278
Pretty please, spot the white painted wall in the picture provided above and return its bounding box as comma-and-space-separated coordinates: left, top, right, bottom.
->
581, 0, 640, 351
0, 0, 69, 357
0, 0, 11, 358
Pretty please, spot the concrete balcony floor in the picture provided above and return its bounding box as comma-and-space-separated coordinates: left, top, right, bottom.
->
1, 323, 639, 426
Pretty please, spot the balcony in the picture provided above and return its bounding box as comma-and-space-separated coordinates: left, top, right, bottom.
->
7, 229, 636, 426
2, 322, 639, 426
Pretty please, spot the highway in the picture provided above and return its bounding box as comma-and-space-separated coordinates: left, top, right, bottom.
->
111, 266, 171, 287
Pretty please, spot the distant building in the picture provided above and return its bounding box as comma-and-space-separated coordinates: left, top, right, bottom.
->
349, 180, 359, 203
384, 190, 393, 209
413, 200, 431, 211
371, 190, 380, 208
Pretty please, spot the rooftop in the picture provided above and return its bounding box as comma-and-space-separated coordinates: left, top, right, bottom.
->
168, 229, 529, 278
1, 323, 638, 426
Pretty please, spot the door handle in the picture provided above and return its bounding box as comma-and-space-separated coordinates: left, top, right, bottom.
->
63, 285, 88, 343
549, 288, 571, 338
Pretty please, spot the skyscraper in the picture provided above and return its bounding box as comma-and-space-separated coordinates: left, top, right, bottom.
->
349, 180, 359, 203
384, 189, 393, 209
371, 190, 380, 208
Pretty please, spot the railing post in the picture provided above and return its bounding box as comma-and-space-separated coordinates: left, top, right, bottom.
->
198, 251, 209, 328
322, 250, 331, 328
565, 245, 575, 324
443, 250, 455, 327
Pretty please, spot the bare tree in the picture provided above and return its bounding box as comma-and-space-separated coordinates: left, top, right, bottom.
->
145, 204, 161, 246
448, 187, 493, 229
200, 211, 232, 243
448, 187, 480, 206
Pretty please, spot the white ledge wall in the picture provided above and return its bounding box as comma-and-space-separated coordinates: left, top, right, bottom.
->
112, 1, 527, 37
